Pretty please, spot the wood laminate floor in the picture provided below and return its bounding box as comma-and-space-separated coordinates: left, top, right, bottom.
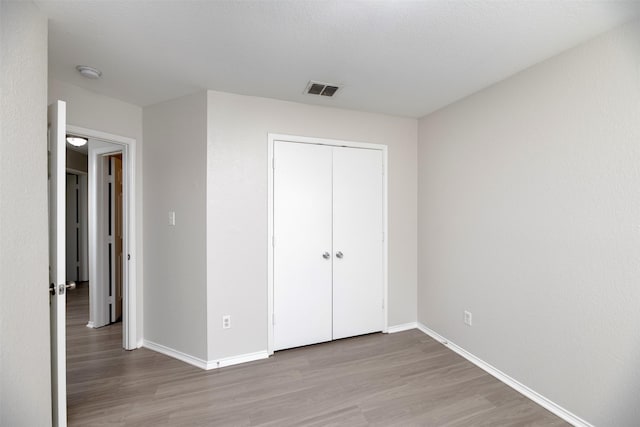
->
66, 284, 568, 426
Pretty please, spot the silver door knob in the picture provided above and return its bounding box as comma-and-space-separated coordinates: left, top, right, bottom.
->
335, 251, 344, 259
322, 252, 330, 259
50, 281, 76, 296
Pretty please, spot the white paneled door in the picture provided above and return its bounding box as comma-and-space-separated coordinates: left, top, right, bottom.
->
273, 142, 334, 350
273, 140, 384, 351
332, 147, 383, 340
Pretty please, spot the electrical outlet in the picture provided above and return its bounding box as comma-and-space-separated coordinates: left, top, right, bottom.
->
222, 315, 231, 329
464, 310, 472, 326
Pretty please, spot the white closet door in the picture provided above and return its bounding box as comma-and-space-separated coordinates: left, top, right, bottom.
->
332, 147, 384, 340
273, 141, 333, 350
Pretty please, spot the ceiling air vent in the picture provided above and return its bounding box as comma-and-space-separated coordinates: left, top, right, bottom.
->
305, 81, 340, 97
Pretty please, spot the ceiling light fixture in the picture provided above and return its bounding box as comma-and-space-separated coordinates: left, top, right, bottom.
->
76, 65, 102, 79
66, 135, 88, 147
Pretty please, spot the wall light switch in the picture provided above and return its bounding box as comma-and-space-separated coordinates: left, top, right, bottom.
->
168, 211, 176, 226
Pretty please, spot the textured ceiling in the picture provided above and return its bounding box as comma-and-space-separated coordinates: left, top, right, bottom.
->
38, 0, 639, 118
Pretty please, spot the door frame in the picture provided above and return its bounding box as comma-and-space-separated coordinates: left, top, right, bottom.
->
67, 125, 138, 350
267, 133, 388, 355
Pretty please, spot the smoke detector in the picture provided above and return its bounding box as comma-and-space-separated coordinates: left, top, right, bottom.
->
304, 81, 341, 97
76, 65, 102, 79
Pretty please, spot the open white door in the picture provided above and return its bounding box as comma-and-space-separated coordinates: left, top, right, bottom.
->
49, 100, 67, 427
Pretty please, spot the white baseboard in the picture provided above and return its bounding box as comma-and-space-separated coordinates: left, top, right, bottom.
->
416, 323, 593, 427
143, 339, 209, 370
143, 340, 269, 371
206, 350, 269, 370
86, 321, 96, 328
387, 322, 418, 333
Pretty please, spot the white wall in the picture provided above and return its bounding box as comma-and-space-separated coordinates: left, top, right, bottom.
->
48, 79, 144, 342
207, 90, 418, 360
66, 148, 88, 173
0, 1, 51, 425
418, 21, 640, 426
143, 92, 208, 359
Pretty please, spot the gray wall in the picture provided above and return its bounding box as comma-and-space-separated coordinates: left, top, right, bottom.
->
206, 90, 418, 360
66, 149, 88, 173
143, 92, 208, 359
0, 1, 51, 425
418, 21, 640, 426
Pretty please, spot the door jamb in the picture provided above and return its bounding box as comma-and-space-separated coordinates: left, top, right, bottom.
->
267, 133, 388, 355
68, 125, 138, 350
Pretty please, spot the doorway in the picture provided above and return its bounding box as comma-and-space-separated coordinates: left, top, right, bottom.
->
65, 142, 126, 336
68, 125, 138, 350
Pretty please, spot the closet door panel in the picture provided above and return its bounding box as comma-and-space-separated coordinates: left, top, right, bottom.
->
273, 141, 333, 350
332, 147, 384, 339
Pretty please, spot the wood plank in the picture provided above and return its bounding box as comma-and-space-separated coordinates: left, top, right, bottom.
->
66, 283, 568, 426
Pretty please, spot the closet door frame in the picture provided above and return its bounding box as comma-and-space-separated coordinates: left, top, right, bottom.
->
267, 133, 388, 355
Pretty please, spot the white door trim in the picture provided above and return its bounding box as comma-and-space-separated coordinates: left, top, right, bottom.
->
267, 133, 389, 355
68, 125, 138, 350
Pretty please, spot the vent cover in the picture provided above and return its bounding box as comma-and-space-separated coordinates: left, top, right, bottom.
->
305, 81, 340, 97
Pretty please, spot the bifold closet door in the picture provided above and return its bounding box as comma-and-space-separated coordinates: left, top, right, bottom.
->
332, 147, 384, 339
273, 141, 333, 351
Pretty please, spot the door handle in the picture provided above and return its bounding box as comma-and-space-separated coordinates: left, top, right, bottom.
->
50, 283, 56, 295
335, 251, 343, 259
56, 281, 76, 295
322, 252, 331, 259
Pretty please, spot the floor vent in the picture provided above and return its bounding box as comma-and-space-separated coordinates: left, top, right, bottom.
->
305, 81, 340, 97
